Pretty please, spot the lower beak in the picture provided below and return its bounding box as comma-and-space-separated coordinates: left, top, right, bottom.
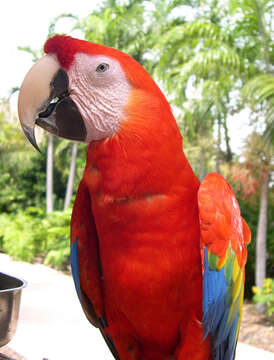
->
18, 55, 87, 151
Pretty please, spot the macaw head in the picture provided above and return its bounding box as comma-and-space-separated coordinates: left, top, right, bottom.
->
18, 35, 169, 150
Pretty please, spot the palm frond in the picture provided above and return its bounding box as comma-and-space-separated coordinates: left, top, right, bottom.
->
243, 74, 274, 103
159, 20, 232, 47
243, 74, 274, 142
159, 46, 248, 93
47, 14, 79, 37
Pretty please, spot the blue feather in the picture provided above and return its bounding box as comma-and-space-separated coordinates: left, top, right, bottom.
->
203, 246, 240, 360
70, 237, 82, 302
228, 311, 239, 352
216, 309, 229, 345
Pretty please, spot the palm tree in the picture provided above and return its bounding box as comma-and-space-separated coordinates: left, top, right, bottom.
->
243, 74, 274, 144
46, 134, 54, 213
155, 0, 273, 136
153, 0, 273, 312
64, 143, 78, 209
77, 0, 149, 64
240, 132, 273, 312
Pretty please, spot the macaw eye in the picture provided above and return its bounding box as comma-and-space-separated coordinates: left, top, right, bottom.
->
96, 63, 109, 73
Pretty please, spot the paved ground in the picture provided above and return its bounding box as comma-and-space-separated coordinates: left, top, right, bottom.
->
1, 253, 274, 360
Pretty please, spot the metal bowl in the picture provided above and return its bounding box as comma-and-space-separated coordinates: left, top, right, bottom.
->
0, 272, 26, 347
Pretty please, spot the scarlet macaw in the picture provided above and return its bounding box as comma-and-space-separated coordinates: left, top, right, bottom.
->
18, 35, 250, 360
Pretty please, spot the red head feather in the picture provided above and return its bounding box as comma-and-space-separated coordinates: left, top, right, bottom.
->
44, 35, 79, 69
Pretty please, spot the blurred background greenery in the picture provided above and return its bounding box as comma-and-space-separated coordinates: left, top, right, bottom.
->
0, 0, 273, 314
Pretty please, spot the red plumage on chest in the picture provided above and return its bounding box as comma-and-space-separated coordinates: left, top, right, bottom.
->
77, 119, 204, 356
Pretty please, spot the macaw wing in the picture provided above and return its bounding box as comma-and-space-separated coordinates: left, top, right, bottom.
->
70, 180, 120, 360
198, 173, 251, 360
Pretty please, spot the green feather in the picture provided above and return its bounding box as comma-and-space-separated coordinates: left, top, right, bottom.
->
224, 250, 234, 284
208, 250, 218, 270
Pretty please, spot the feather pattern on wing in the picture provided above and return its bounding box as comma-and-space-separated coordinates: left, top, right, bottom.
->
198, 173, 251, 360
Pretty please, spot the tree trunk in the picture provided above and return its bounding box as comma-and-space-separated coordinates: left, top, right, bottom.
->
64, 143, 78, 209
222, 116, 232, 162
255, 168, 269, 314
46, 134, 54, 214
198, 149, 206, 181
216, 116, 221, 173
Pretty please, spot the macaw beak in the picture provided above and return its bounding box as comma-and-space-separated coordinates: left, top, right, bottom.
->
18, 55, 87, 151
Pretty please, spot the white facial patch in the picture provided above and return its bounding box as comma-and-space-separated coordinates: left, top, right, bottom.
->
68, 53, 131, 142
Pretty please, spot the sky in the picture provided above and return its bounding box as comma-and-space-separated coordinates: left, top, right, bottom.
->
0, 0, 251, 153
0, 1, 100, 99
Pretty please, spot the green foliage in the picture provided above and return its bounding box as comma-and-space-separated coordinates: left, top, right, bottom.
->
252, 278, 274, 316
43, 209, 71, 269
236, 196, 259, 298
0, 139, 68, 213
231, 180, 274, 299
0, 101, 27, 158
243, 74, 274, 143
54, 140, 86, 197
183, 133, 217, 179
77, 0, 148, 65
17, 46, 41, 62
155, 0, 273, 153
0, 208, 71, 269
0, 101, 72, 269
0, 209, 45, 262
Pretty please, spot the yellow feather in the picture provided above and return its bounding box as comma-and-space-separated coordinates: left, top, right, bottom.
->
227, 268, 243, 325
232, 269, 243, 301
236, 286, 244, 339
232, 257, 240, 282
217, 247, 229, 270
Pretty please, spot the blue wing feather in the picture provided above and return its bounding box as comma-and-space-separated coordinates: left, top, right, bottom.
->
70, 237, 82, 303
203, 247, 240, 359
199, 173, 250, 360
